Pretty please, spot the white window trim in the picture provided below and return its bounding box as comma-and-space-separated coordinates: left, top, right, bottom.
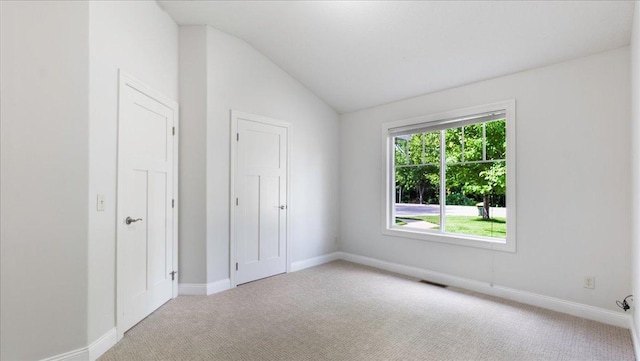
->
381, 100, 516, 253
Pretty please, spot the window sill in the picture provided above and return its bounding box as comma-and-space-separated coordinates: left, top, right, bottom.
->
382, 226, 516, 253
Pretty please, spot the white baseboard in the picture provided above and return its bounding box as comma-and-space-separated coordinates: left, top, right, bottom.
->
336, 251, 631, 329
88, 328, 117, 361
291, 252, 340, 272
207, 278, 231, 295
178, 283, 207, 295
179, 279, 231, 296
39, 328, 116, 361
40, 348, 86, 361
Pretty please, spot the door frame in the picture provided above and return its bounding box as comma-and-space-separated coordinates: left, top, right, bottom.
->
116, 70, 179, 341
229, 110, 291, 288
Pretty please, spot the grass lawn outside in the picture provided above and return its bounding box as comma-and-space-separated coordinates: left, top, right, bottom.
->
396, 215, 506, 239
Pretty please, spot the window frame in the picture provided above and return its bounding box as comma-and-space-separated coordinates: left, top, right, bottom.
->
381, 100, 516, 253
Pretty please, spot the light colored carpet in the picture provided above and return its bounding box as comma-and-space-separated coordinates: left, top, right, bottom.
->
99, 260, 634, 361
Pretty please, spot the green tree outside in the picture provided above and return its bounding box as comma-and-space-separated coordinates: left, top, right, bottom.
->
394, 119, 506, 222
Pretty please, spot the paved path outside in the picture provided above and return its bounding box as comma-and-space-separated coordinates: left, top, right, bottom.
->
395, 203, 506, 218
399, 218, 439, 229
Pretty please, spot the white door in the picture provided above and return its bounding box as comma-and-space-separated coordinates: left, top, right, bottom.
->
233, 113, 289, 285
117, 73, 177, 336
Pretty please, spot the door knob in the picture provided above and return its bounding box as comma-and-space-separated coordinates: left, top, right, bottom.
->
125, 217, 143, 225
279, 205, 287, 210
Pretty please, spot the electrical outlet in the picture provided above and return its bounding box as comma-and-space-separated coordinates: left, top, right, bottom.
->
584, 276, 595, 289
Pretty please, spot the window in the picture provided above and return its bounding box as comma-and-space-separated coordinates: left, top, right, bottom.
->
382, 100, 516, 252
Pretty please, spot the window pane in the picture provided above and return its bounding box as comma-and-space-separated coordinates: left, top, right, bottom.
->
407, 134, 424, 165
395, 164, 440, 230
444, 161, 506, 239
423, 131, 440, 164
445, 127, 462, 164
486, 119, 506, 160
463, 123, 483, 161
394, 136, 410, 166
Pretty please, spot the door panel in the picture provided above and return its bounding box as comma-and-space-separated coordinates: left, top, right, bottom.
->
128, 103, 168, 161
241, 175, 260, 264
129, 169, 149, 298
260, 175, 280, 260
118, 79, 175, 334
149, 171, 168, 287
235, 116, 288, 285
244, 130, 281, 169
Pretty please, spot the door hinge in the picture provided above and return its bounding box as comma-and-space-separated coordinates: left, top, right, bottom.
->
236, 198, 238, 206
172, 199, 175, 208
236, 263, 238, 271
173, 127, 175, 136
170, 270, 177, 281
236, 133, 239, 141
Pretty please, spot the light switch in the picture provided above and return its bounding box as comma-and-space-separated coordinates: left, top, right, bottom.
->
97, 194, 106, 211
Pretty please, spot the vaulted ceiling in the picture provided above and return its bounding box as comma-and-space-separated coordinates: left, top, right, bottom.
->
159, 1, 635, 113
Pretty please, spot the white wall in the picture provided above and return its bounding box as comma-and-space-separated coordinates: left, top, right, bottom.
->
179, 26, 340, 285
2, 1, 179, 358
0, 1, 90, 360
178, 26, 208, 284
631, 0, 640, 342
88, 0, 178, 344
340, 47, 631, 312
